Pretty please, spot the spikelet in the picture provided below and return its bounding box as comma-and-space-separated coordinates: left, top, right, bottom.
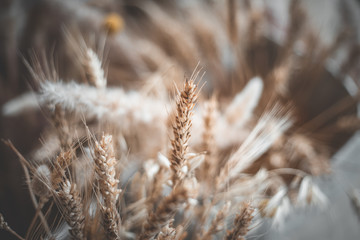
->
93, 134, 122, 240
170, 79, 198, 185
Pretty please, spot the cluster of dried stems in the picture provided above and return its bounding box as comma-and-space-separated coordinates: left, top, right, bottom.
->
1, 0, 360, 239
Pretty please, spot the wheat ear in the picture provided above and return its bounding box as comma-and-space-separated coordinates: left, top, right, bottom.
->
83, 48, 107, 88
170, 79, 198, 185
56, 180, 85, 240
199, 97, 217, 183
226, 202, 254, 240
93, 134, 121, 240
51, 149, 73, 189
140, 186, 188, 239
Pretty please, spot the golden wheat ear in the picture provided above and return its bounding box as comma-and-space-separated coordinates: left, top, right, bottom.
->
92, 134, 122, 240
169, 78, 199, 186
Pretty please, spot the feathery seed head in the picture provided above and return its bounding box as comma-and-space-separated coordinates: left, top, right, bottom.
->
170, 79, 198, 185
85, 48, 107, 89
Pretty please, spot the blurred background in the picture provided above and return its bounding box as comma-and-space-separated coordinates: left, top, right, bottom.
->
1, 0, 360, 239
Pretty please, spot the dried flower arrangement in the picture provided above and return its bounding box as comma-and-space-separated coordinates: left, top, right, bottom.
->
1, 0, 360, 239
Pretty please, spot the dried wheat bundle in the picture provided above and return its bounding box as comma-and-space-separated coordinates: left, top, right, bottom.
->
2, 0, 360, 240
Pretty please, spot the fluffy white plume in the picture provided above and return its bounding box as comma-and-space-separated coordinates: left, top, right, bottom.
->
39, 81, 168, 130
2, 92, 39, 116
